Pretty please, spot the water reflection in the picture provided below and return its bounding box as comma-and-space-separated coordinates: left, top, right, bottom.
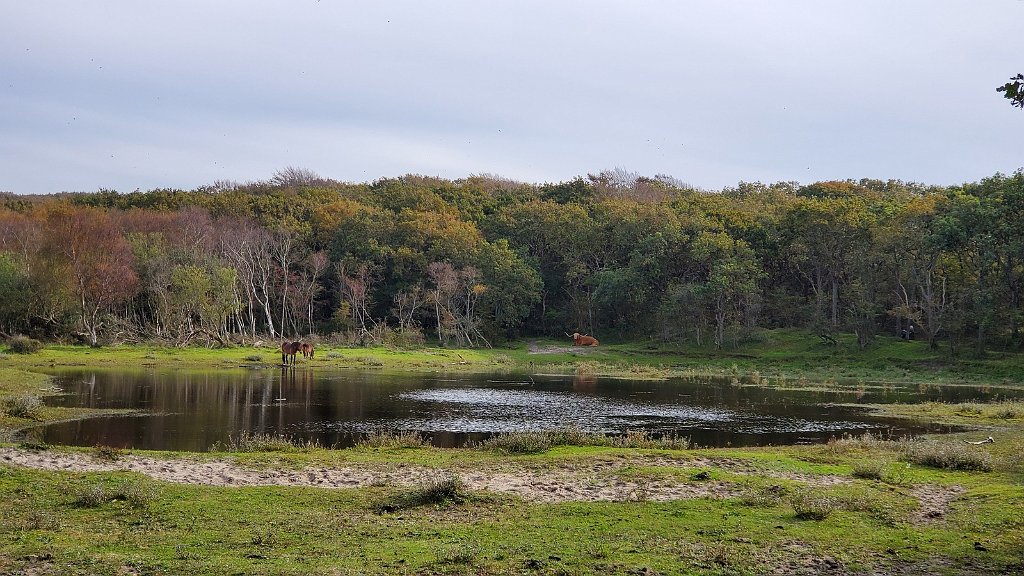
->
35, 367, 1015, 452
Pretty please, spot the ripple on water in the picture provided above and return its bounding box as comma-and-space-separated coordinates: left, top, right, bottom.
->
309, 388, 874, 435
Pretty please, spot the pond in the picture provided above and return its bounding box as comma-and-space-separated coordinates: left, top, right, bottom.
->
35, 367, 1020, 451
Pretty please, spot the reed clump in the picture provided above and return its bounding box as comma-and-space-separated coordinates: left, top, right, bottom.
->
210, 431, 322, 453
357, 429, 428, 449
477, 427, 691, 454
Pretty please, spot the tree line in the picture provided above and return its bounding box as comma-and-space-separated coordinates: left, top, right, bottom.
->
1, 167, 1022, 354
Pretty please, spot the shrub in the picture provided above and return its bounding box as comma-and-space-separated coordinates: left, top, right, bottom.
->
5, 395, 42, 419
995, 405, 1020, 419
7, 335, 43, 354
902, 440, 993, 472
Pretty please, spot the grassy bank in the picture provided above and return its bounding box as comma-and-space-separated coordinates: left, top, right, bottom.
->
2, 330, 1024, 574
5, 328, 1024, 385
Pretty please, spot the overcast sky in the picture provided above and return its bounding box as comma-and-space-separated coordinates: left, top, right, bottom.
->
2, 1, 1022, 194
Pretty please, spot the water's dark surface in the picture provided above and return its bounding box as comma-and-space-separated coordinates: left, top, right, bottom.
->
36, 367, 1019, 451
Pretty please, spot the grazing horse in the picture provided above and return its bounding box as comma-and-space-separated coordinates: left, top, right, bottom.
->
572, 332, 599, 346
281, 341, 301, 365
300, 342, 314, 359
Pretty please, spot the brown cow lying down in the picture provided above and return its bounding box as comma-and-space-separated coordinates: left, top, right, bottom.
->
572, 332, 599, 346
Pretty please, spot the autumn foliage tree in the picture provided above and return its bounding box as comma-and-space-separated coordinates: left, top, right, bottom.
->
42, 207, 139, 346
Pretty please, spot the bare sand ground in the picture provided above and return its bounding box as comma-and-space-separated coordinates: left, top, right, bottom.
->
0, 447, 962, 523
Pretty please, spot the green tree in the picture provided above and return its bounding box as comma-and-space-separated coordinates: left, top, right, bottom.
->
0, 253, 31, 335
997, 73, 1024, 110
689, 231, 763, 349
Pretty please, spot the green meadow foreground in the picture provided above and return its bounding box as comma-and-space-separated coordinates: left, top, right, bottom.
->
1, 333, 1023, 575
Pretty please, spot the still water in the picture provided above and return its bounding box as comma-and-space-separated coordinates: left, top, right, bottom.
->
36, 367, 1018, 451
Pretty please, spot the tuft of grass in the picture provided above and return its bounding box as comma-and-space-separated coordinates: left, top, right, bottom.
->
72, 478, 160, 509
5, 394, 42, 419
92, 444, 125, 462
851, 458, 887, 480
610, 430, 691, 450
825, 432, 893, 456
739, 484, 786, 507
18, 431, 49, 451
73, 483, 108, 508
478, 431, 553, 454
209, 431, 321, 453
175, 544, 201, 561
110, 479, 161, 508
373, 474, 466, 514
251, 525, 278, 548
435, 542, 478, 565
24, 507, 62, 531
791, 488, 839, 520
357, 429, 428, 449
901, 440, 993, 471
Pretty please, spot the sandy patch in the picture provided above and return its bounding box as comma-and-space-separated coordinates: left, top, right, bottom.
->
908, 483, 966, 524
1, 448, 849, 504
1, 448, 959, 519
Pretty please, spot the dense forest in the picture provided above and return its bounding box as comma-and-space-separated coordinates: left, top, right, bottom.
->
1, 167, 1022, 354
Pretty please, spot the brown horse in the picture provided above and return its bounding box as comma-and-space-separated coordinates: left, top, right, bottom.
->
572, 332, 599, 346
281, 341, 301, 365
300, 342, 314, 359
